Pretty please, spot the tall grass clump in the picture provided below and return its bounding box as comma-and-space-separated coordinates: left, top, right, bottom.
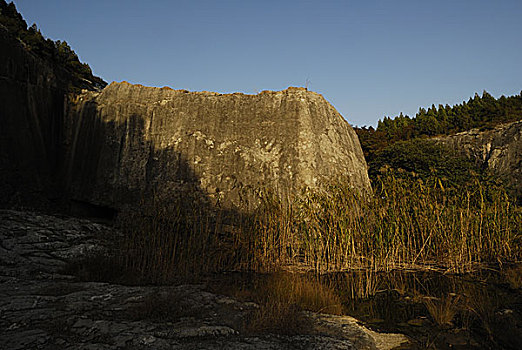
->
422, 294, 461, 327
242, 272, 342, 335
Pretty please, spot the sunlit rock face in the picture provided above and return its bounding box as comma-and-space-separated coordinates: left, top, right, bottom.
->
435, 120, 522, 200
64, 82, 371, 211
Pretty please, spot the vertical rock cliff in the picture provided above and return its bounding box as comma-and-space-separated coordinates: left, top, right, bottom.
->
0, 23, 105, 210
65, 82, 371, 211
0, 25, 68, 206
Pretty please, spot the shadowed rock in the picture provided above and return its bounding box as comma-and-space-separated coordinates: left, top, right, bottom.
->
0, 24, 102, 211
0, 25, 69, 207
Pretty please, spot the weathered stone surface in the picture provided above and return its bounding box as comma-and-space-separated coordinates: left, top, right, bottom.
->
435, 120, 522, 200
64, 82, 371, 211
0, 210, 409, 349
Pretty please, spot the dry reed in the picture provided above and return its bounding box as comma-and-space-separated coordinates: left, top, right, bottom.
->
80, 174, 520, 284
250, 174, 521, 274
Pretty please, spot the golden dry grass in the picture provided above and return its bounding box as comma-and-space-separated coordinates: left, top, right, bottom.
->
68, 175, 521, 284
251, 175, 521, 274
241, 272, 342, 335
422, 294, 461, 327
243, 300, 313, 335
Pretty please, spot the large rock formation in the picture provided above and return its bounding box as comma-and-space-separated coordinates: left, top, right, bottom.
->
435, 120, 522, 200
0, 21, 370, 214
64, 82, 371, 211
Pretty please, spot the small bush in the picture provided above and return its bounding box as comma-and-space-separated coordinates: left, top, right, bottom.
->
259, 272, 343, 315
241, 272, 343, 335
423, 294, 461, 327
243, 299, 313, 335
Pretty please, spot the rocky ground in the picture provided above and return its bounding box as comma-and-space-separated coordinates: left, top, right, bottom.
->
0, 209, 408, 349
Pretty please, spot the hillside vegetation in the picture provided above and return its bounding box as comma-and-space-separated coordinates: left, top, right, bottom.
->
355, 92, 522, 200
356, 91, 522, 162
0, 0, 106, 91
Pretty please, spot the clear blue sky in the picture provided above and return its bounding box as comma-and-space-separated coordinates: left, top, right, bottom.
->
11, 0, 522, 126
